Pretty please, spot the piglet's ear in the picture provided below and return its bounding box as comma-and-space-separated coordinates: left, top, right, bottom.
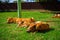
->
31, 17, 34, 19
30, 17, 34, 19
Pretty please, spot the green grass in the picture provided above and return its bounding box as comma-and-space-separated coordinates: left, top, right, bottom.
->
0, 11, 60, 40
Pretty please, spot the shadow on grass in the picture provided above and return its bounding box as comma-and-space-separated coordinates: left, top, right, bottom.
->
37, 28, 54, 33
27, 28, 54, 33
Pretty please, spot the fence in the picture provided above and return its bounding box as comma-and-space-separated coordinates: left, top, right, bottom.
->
0, 2, 60, 11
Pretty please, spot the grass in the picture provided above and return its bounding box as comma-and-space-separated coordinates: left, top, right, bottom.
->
0, 10, 60, 40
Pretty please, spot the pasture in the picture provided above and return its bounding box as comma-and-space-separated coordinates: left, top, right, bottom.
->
0, 10, 60, 40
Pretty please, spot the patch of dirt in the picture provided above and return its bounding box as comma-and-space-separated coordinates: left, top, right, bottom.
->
22, 9, 51, 12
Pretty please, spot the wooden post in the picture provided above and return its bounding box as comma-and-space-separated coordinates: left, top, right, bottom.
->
17, 0, 21, 18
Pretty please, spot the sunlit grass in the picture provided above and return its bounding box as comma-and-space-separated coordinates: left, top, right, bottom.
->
0, 11, 60, 40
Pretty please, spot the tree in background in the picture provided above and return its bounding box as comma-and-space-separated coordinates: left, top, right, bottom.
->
0, 0, 2, 3
39, 0, 57, 2
0, 0, 9, 3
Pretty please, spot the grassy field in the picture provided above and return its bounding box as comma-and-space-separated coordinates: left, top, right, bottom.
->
0, 10, 60, 40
